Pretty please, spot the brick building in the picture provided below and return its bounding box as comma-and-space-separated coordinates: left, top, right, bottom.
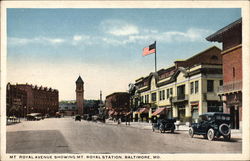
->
105, 92, 130, 118
8, 83, 59, 116
206, 18, 242, 129
6, 83, 27, 117
131, 46, 223, 123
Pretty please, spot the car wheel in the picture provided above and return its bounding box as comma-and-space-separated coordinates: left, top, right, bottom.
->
207, 128, 215, 141
171, 128, 174, 133
223, 134, 231, 141
189, 127, 194, 138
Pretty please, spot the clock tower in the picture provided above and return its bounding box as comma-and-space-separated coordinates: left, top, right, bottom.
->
75, 76, 84, 115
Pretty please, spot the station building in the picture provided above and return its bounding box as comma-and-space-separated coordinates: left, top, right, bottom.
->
131, 46, 223, 124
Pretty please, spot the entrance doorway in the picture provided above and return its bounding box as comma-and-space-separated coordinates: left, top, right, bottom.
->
230, 106, 239, 129
177, 106, 185, 122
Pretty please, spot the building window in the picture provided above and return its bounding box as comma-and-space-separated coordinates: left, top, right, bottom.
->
159, 90, 165, 101
162, 90, 165, 100
151, 93, 156, 102
190, 82, 194, 94
145, 95, 149, 103
141, 96, 144, 103
177, 85, 185, 100
233, 67, 235, 78
207, 80, 214, 92
195, 81, 199, 93
207, 101, 223, 112
170, 88, 173, 96
220, 80, 223, 86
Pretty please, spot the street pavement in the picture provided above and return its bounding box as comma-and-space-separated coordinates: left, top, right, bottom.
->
6, 117, 242, 154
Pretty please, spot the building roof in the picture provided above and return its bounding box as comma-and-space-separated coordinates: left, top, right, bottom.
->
76, 76, 84, 83
206, 18, 242, 42
106, 92, 129, 98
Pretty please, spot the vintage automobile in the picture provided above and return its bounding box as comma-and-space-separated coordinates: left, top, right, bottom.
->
26, 113, 43, 121
152, 118, 176, 133
189, 112, 231, 141
55, 112, 61, 118
75, 115, 81, 121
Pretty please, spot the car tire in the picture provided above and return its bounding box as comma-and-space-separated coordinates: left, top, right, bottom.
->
219, 123, 231, 136
207, 128, 215, 141
189, 127, 194, 138
171, 128, 174, 133
223, 133, 231, 141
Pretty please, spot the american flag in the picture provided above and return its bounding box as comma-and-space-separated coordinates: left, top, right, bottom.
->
142, 42, 156, 56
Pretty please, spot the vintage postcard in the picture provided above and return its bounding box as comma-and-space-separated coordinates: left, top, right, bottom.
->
1, 1, 249, 161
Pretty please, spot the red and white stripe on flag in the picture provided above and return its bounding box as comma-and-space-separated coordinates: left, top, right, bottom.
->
142, 47, 155, 56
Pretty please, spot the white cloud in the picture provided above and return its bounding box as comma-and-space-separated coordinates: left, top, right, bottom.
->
8, 37, 33, 45
43, 37, 65, 44
73, 35, 82, 41
108, 24, 139, 36
72, 35, 91, 45
8, 27, 211, 47
101, 19, 139, 36
8, 36, 66, 46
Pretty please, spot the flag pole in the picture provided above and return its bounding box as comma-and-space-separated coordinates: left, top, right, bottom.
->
154, 41, 157, 73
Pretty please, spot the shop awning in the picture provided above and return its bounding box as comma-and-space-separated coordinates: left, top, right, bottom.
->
139, 108, 149, 114
152, 108, 167, 116
125, 111, 132, 116
108, 110, 115, 115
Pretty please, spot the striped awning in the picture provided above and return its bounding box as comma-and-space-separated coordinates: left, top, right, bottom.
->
152, 107, 167, 116
138, 108, 149, 114
108, 110, 115, 115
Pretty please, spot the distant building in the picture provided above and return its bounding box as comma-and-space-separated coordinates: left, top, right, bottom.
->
131, 46, 223, 123
7, 83, 59, 116
6, 83, 27, 117
105, 92, 130, 118
59, 101, 77, 116
75, 76, 84, 115
206, 18, 242, 129
59, 100, 99, 116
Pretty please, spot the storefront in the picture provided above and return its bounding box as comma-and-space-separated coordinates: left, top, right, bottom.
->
190, 102, 199, 123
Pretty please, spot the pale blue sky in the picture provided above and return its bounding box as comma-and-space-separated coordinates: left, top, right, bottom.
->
7, 8, 241, 100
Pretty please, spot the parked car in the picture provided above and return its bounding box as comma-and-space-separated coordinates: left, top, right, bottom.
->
189, 112, 231, 141
26, 113, 42, 121
152, 118, 176, 133
75, 115, 81, 121
55, 112, 61, 118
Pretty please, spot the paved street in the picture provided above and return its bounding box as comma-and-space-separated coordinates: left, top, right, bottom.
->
7, 117, 242, 154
